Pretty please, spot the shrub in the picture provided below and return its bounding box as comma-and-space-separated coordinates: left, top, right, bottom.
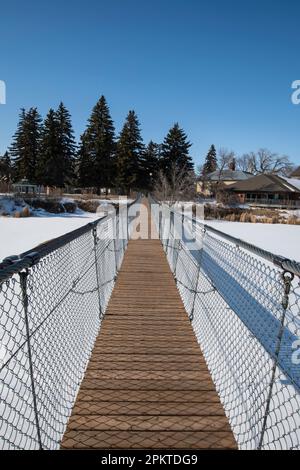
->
25, 198, 65, 213
21, 206, 31, 217
13, 211, 21, 218
76, 199, 101, 213
62, 202, 77, 213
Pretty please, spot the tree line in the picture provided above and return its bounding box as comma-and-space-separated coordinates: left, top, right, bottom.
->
200, 144, 295, 178
0, 96, 194, 194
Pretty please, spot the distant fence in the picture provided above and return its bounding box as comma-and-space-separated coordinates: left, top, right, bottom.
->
0, 199, 139, 449
151, 199, 300, 450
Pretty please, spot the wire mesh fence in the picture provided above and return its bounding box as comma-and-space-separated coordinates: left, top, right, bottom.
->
151, 200, 300, 450
0, 200, 138, 449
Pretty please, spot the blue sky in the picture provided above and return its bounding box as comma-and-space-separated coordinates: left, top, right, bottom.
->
0, 0, 300, 166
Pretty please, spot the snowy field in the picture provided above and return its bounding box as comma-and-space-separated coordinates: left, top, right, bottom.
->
205, 220, 300, 262
0, 197, 133, 262
0, 213, 99, 262
1, 212, 300, 264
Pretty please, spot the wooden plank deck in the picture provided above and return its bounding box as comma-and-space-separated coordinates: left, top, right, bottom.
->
61, 200, 236, 450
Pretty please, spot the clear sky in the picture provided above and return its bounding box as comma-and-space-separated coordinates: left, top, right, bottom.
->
0, 0, 300, 166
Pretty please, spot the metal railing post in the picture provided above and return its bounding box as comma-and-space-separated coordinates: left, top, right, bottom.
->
167, 211, 174, 258
122, 209, 126, 253
19, 270, 43, 450
92, 226, 103, 320
258, 270, 294, 449
173, 239, 181, 280
113, 215, 119, 274
189, 260, 201, 322
127, 206, 130, 243
159, 210, 162, 242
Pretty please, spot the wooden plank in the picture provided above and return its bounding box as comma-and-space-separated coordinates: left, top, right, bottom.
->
79, 379, 216, 391
88, 354, 203, 363
62, 431, 236, 449
87, 362, 208, 371
84, 370, 211, 380
72, 402, 225, 416
75, 390, 223, 403
91, 347, 201, 355
66, 415, 232, 432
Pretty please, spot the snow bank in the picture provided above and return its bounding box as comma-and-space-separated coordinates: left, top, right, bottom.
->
206, 220, 300, 261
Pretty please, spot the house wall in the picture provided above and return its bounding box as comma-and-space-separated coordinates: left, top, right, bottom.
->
236, 193, 246, 203
197, 180, 240, 195
233, 191, 300, 205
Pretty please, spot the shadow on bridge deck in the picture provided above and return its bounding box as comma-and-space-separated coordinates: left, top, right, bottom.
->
61, 200, 237, 450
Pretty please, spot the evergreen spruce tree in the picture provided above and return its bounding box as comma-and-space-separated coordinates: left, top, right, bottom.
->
203, 144, 217, 175
55, 102, 77, 186
77, 131, 93, 187
116, 110, 144, 194
160, 123, 193, 178
37, 109, 63, 187
9, 108, 42, 182
82, 95, 115, 192
0, 151, 12, 181
139, 141, 160, 190
9, 108, 26, 180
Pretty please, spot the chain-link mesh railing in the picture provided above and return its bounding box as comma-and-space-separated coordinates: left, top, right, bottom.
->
151, 199, 300, 450
0, 200, 139, 449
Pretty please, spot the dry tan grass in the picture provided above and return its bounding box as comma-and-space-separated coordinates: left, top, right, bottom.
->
21, 206, 31, 217
204, 204, 300, 225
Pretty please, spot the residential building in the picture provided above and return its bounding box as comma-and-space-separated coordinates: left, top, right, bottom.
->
226, 174, 300, 208
197, 169, 252, 195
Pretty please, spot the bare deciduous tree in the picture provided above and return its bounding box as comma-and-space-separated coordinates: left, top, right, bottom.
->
217, 148, 235, 181
236, 154, 253, 173
236, 149, 293, 176
154, 163, 196, 205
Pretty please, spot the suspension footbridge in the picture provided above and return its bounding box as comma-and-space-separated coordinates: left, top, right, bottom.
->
61, 200, 236, 449
0, 197, 299, 450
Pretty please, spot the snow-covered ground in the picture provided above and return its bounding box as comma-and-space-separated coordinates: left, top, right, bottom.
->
0, 213, 100, 262
0, 195, 133, 262
205, 220, 300, 262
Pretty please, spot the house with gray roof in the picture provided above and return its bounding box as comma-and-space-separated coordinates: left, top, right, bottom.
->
206, 169, 253, 183
197, 169, 252, 195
